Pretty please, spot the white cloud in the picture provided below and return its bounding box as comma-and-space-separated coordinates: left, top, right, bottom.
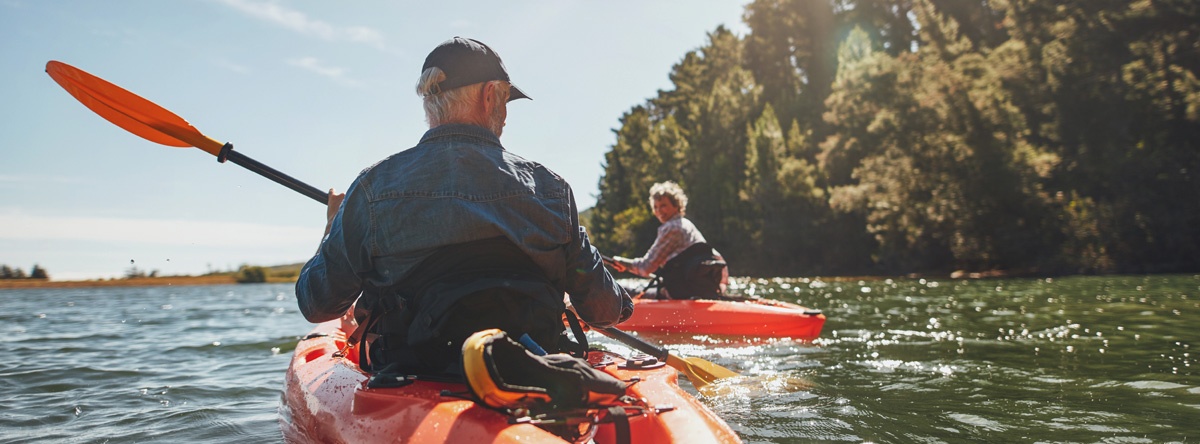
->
214, 58, 250, 74
287, 57, 360, 87
343, 26, 385, 46
288, 56, 344, 78
215, 0, 386, 49
0, 209, 313, 248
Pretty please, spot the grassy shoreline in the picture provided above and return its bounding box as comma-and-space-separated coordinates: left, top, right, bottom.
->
0, 275, 299, 289
0, 263, 306, 289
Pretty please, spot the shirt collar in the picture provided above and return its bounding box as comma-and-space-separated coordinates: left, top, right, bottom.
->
419, 123, 503, 148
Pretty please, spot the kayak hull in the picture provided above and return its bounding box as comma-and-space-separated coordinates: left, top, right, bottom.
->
280, 320, 742, 444
620, 298, 825, 339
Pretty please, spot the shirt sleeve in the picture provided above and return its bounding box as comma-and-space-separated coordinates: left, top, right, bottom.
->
626, 220, 685, 277
295, 180, 372, 323
561, 190, 632, 328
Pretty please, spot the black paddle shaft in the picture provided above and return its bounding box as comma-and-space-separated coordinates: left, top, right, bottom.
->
599, 327, 668, 361
217, 143, 328, 205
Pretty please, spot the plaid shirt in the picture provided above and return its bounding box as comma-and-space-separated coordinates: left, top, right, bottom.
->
625, 215, 708, 277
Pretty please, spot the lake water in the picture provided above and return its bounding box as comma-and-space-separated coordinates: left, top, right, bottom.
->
1, 275, 1195, 443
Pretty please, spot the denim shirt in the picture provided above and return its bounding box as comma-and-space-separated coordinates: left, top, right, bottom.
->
296, 124, 630, 328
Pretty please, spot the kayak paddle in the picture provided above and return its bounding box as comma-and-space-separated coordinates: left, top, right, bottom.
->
46, 59, 740, 389
44, 60, 328, 205
598, 327, 738, 389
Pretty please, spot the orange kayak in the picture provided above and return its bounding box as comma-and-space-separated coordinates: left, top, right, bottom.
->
279, 320, 742, 444
619, 298, 825, 339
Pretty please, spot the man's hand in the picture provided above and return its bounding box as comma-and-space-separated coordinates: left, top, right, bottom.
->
337, 306, 358, 341
603, 255, 628, 273
324, 189, 346, 235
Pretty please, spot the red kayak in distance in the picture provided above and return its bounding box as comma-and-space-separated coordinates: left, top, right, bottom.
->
619, 298, 825, 339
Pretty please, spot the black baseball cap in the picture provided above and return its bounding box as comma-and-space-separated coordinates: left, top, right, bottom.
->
422, 37, 530, 102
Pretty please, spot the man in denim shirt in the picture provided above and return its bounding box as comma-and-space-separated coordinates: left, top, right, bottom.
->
296, 37, 632, 375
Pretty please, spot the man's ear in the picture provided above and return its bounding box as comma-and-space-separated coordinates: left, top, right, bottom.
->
481, 82, 498, 110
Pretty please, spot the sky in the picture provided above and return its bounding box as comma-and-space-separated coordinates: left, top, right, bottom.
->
0, 0, 750, 281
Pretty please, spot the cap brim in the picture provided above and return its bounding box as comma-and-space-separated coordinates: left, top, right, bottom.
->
508, 84, 530, 102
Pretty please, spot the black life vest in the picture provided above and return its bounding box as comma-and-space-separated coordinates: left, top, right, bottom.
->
653, 242, 726, 300
355, 237, 571, 376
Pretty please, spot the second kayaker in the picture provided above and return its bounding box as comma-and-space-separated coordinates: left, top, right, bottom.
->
607, 181, 730, 299
295, 37, 633, 377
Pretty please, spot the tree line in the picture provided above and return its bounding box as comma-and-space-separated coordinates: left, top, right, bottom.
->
586, 0, 1198, 277
0, 264, 49, 280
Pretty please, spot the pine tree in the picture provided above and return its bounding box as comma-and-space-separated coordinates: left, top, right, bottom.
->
29, 264, 48, 280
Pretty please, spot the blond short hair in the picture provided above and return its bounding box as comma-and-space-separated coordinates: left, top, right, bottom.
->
649, 181, 687, 215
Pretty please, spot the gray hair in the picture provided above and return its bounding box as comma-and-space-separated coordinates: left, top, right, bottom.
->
416, 67, 508, 128
649, 181, 687, 215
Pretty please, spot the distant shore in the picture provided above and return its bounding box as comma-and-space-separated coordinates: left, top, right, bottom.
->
0, 263, 305, 289
0, 275, 242, 289
0, 267, 1030, 290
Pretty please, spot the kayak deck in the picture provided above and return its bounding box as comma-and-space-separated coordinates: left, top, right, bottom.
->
280, 320, 742, 443
619, 298, 825, 339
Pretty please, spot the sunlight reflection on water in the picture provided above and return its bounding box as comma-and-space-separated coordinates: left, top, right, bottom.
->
1, 276, 1196, 443
686, 274, 1199, 442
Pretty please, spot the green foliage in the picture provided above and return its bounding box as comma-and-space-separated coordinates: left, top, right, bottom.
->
234, 265, 268, 284
29, 265, 48, 280
593, 0, 1200, 276
124, 265, 157, 279
0, 264, 49, 280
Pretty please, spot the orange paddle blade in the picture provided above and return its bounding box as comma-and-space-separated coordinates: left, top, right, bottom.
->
45, 60, 225, 156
